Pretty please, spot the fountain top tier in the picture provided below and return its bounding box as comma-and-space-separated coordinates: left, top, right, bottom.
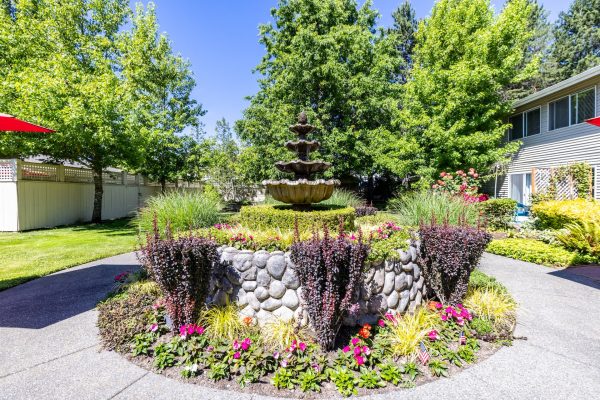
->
263, 112, 339, 208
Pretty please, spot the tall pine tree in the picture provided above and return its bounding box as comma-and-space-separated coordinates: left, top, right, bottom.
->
388, 1, 418, 84
550, 0, 600, 81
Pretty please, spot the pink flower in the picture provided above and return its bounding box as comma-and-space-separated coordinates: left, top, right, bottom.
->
441, 314, 448, 322
206, 346, 214, 352
187, 325, 195, 335
233, 351, 241, 359
150, 323, 158, 332
435, 302, 443, 309
445, 306, 454, 314
312, 363, 320, 372
195, 326, 205, 335
351, 337, 360, 346
343, 346, 351, 353
298, 342, 307, 352
355, 355, 365, 366
273, 351, 280, 359
354, 347, 362, 356
456, 317, 465, 326
427, 330, 439, 341
281, 359, 288, 368
378, 319, 385, 327
362, 346, 371, 356
241, 342, 250, 351
179, 326, 187, 338
233, 340, 241, 351
440, 171, 447, 177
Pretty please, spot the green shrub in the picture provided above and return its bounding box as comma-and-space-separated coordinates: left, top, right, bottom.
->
555, 221, 600, 257
486, 238, 596, 267
531, 199, 600, 229
469, 269, 507, 294
470, 317, 493, 335
239, 204, 355, 231
387, 191, 478, 226
317, 188, 363, 208
136, 191, 222, 234
477, 199, 517, 230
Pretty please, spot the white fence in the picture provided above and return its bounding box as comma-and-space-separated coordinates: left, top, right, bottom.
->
0, 159, 201, 231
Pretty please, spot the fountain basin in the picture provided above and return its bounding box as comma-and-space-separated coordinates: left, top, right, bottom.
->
263, 179, 340, 204
275, 160, 331, 175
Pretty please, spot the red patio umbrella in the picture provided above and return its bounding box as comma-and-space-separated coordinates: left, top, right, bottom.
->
0, 113, 55, 132
585, 116, 600, 128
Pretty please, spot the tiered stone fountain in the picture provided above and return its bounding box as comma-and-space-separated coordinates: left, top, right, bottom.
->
263, 112, 340, 210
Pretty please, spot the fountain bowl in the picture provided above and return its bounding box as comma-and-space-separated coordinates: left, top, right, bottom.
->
263, 179, 340, 204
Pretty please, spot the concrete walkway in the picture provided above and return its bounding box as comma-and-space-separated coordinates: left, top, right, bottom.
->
1, 253, 599, 400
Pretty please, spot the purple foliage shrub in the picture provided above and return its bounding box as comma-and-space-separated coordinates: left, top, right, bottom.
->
290, 224, 369, 350
355, 205, 378, 217
139, 220, 218, 329
418, 220, 491, 305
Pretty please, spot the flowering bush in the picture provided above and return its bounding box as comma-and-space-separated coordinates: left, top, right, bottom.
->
418, 220, 492, 304
139, 220, 219, 329
432, 168, 488, 203
290, 225, 369, 350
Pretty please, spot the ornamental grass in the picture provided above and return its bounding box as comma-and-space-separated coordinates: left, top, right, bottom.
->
380, 308, 439, 357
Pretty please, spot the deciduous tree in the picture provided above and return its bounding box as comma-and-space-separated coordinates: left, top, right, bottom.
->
402, 0, 536, 181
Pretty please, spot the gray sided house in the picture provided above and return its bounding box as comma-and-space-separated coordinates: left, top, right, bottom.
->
494, 65, 600, 205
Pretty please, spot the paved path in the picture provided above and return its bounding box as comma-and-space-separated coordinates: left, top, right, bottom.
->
1, 253, 599, 400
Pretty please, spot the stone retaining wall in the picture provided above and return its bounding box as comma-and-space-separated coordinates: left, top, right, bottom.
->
208, 243, 425, 326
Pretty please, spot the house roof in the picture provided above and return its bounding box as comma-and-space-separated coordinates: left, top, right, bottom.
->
513, 65, 600, 108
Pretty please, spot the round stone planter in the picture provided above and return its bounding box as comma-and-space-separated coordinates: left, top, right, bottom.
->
208, 242, 426, 327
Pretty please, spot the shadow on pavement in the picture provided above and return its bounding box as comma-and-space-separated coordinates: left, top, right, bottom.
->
549, 266, 600, 291
0, 261, 139, 329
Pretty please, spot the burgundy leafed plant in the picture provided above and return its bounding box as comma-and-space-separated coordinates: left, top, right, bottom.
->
138, 217, 218, 329
290, 221, 369, 350
418, 216, 491, 305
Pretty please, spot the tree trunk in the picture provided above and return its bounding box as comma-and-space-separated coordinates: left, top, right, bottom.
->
92, 168, 104, 223
366, 174, 374, 203
160, 178, 167, 194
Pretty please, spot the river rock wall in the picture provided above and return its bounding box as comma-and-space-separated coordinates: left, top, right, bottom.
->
208, 243, 425, 326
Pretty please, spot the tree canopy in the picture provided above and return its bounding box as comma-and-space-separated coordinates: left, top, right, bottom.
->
0, 0, 203, 220
235, 0, 405, 186
401, 0, 538, 181
550, 0, 600, 81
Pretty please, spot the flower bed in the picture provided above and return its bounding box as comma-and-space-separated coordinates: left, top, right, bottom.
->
99, 214, 512, 396
99, 271, 515, 397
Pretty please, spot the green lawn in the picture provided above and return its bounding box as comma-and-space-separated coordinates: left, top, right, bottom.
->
0, 219, 139, 291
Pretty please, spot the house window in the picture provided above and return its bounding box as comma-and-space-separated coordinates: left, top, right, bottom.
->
508, 108, 540, 140
525, 108, 540, 136
509, 114, 523, 140
549, 96, 570, 130
549, 87, 596, 131
509, 173, 532, 206
571, 88, 595, 125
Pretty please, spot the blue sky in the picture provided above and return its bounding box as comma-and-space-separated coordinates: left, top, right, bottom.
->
133, 0, 569, 136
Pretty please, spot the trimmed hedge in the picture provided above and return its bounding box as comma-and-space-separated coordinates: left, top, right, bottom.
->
531, 199, 600, 229
477, 199, 517, 230
239, 204, 356, 231
486, 238, 595, 267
